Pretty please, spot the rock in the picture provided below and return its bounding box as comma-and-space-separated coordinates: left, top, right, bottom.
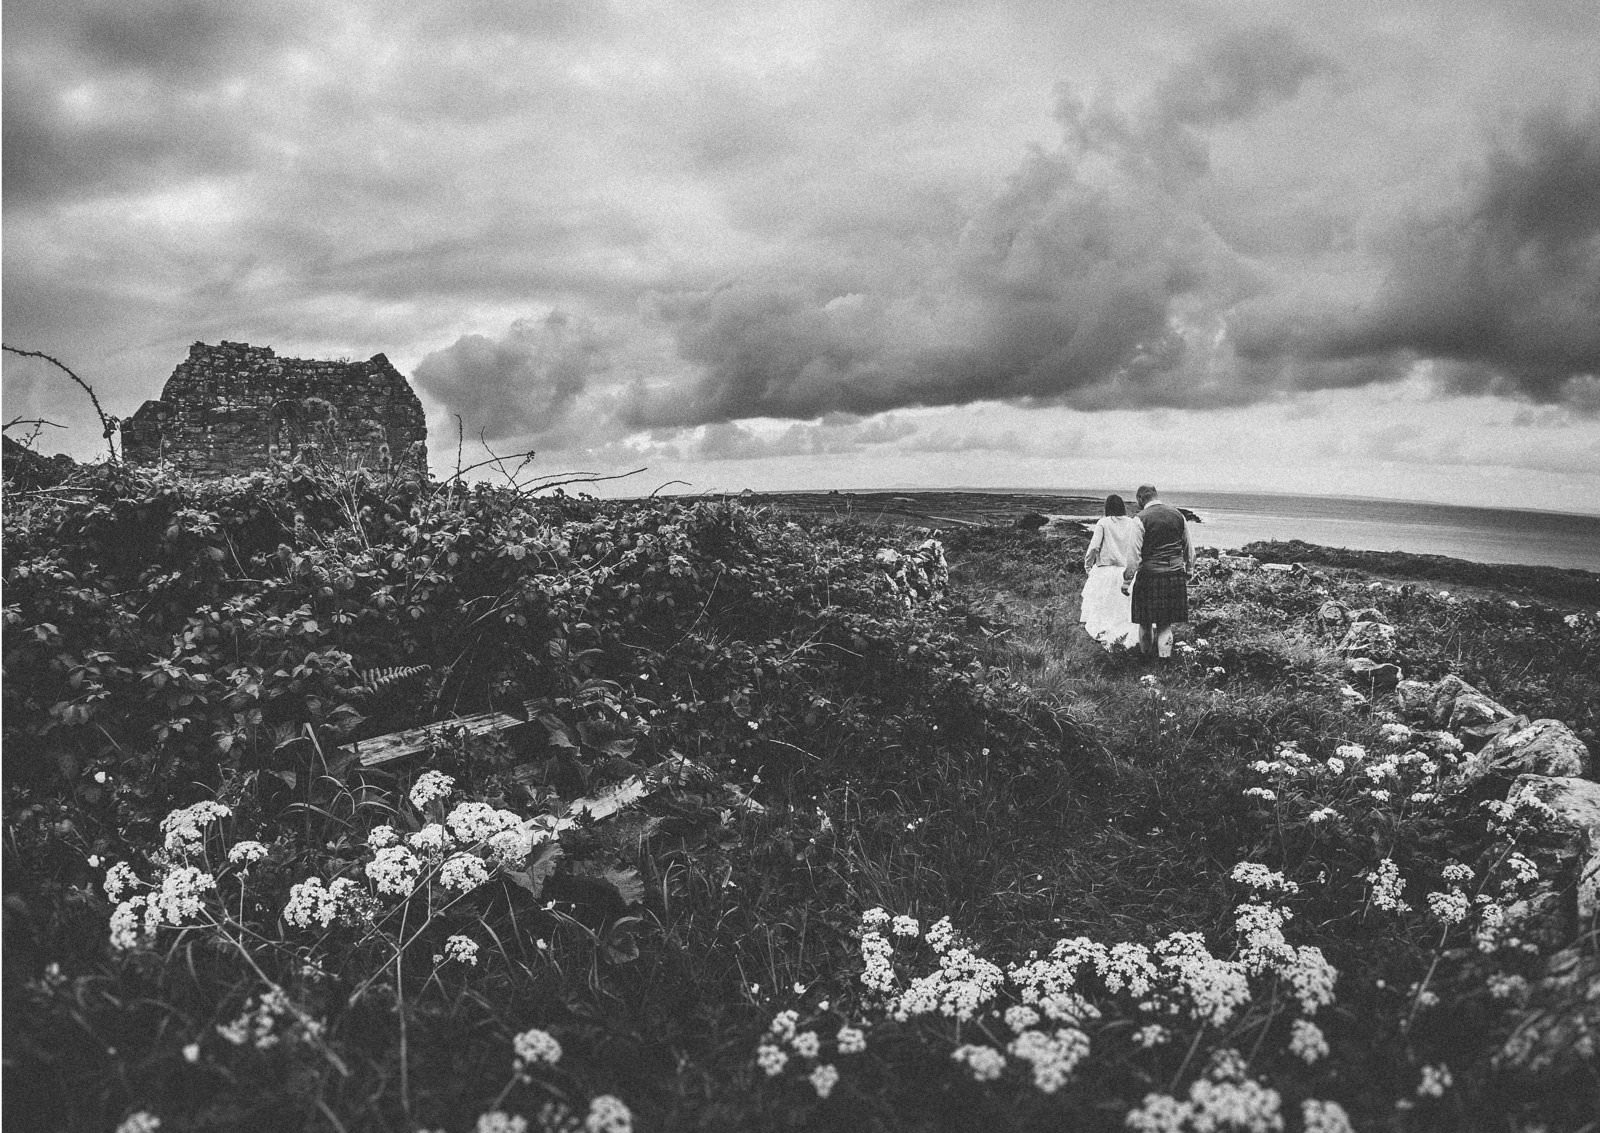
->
1496, 946, 1600, 1078
1476, 719, 1593, 780
1345, 657, 1402, 689
1507, 775, 1600, 922
1336, 620, 1398, 659
1425, 675, 1514, 733
1217, 554, 1258, 572
1395, 679, 1434, 718
1259, 563, 1294, 573
1315, 601, 1351, 634
1016, 512, 1048, 530
1349, 607, 1390, 625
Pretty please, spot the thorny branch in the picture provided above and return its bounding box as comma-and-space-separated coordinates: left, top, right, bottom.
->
2, 344, 120, 461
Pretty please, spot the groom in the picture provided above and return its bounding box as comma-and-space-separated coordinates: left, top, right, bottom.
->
1121, 484, 1195, 659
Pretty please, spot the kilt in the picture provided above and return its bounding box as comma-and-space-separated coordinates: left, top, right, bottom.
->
1131, 570, 1188, 625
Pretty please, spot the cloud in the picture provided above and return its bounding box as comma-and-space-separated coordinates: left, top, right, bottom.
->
1233, 103, 1600, 410
628, 26, 1334, 430
413, 312, 610, 442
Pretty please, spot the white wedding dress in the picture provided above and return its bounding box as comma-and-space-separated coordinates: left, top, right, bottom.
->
1079, 516, 1141, 650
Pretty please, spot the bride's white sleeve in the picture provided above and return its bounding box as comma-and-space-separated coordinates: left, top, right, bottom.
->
1084, 521, 1104, 569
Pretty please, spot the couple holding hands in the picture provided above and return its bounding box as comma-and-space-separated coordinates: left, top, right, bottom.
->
1079, 484, 1194, 660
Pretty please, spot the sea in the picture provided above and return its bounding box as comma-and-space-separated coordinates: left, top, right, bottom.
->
1060, 489, 1600, 573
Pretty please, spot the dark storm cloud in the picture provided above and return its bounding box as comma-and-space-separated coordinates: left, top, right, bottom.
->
1234, 103, 1600, 409
413, 312, 610, 442
628, 26, 1332, 431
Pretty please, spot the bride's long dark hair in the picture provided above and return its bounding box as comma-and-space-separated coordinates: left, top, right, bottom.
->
1104, 494, 1126, 517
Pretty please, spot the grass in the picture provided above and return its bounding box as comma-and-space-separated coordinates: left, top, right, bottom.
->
6, 478, 1599, 1132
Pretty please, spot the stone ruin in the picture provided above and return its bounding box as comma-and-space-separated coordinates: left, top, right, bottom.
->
121, 341, 428, 477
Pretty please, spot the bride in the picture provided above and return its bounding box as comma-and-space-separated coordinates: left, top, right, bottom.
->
1079, 494, 1141, 650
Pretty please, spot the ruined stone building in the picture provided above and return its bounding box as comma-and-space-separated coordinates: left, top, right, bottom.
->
122, 342, 429, 476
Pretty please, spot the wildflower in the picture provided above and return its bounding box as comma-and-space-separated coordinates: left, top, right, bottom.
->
836, 1025, 867, 1054
1366, 859, 1409, 913
859, 931, 896, 993
1230, 863, 1300, 896
182, 1041, 201, 1063
228, 841, 269, 866
809, 1063, 840, 1099
890, 914, 920, 937
1301, 1100, 1356, 1133
1186, 1075, 1283, 1133
1156, 939, 1251, 1026
1242, 787, 1276, 802
924, 916, 955, 952
147, 866, 215, 928
367, 825, 400, 850
1307, 807, 1338, 824
1132, 1024, 1170, 1048
367, 846, 423, 896
1367, 788, 1391, 803
1427, 889, 1470, 926
474, 1113, 528, 1133
217, 988, 296, 1049
756, 1043, 788, 1076
860, 907, 891, 930
283, 877, 339, 929
790, 1030, 820, 1059
109, 896, 148, 950
1417, 1063, 1452, 1098
583, 1095, 632, 1133
1098, 942, 1156, 996
1236, 903, 1294, 973
1475, 903, 1508, 952
1125, 1093, 1189, 1133
1288, 1019, 1329, 1063
1504, 853, 1540, 886
512, 1027, 562, 1076
892, 946, 1005, 1022
1004, 1005, 1041, 1033
104, 862, 141, 901
1488, 973, 1528, 1000
115, 1113, 160, 1133
440, 852, 491, 892
951, 1044, 1006, 1082
1379, 723, 1412, 745
160, 801, 232, 856
409, 770, 456, 810
1139, 674, 1159, 688
408, 823, 452, 855
768, 1010, 799, 1040
438, 935, 479, 965
1007, 1027, 1090, 1093
446, 802, 523, 845
1325, 757, 1346, 775
1335, 743, 1366, 763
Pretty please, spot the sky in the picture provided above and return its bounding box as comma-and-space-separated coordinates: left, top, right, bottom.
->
4, 0, 1599, 510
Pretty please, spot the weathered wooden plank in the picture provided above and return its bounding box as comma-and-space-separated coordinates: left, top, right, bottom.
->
345, 699, 541, 767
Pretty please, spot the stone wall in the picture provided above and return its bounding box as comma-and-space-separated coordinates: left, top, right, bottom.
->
122, 342, 428, 476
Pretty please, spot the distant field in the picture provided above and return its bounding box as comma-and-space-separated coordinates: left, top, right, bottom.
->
684, 489, 1109, 528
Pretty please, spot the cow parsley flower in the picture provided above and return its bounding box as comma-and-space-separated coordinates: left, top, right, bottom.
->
1132, 1024, 1170, 1048
409, 770, 456, 810
836, 1025, 867, 1054
859, 931, 897, 993
1186, 1075, 1283, 1133
809, 1063, 840, 1099
860, 907, 891, 930
1417, 1063, 1452, 1098
1427, 889, 1470, 926
110, 896, 148, 950
408, 823, 452, 855
790, 1030, 820, 1059
1230, 863, 1300, 896
438, 934, 479, 965
951, 1044, 1006, 1082
146, 866, 216, 928
474, 1113, 527, 1133
1004, 1005, 1041, 1033
1288, 1019, 1329, 1063
160, 801, 232, 856
487, 826, 536, 865
446, 802, 522, 845
367, 846, 423, 896
583, 1095, 632, 1133
1125, 1093, 1189, 1133
924, 916, 954, 952
512, 1027, 562, 1076
1307, 807, 1338, 824
366, 825, 400, 850
1379, 723, 1412, 744
283, 878, 339, 929
1366, 859, 1410, 913
227, 841, 268, 866
756, 1043, 788, 1076
1242, 787, 1276, 802
890, 914, 920, 937
1334, 743, 1366, 763
115, 1112, 161, 1133
1301, 1099, 1355, 1133
104, 861, 141, 901
1007, 1027, 1090, 1093
891, 946, 1004, 1022
440, 852, 491, 892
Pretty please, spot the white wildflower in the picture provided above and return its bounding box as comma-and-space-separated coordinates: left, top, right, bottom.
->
104, 861, 141, 901
890, 914, 920, 938
1004, 1005, 1041, 1033
227, 841, 268, 866
951, 1044, 1006, 1082
512, 1027, 562, 1076
409, 770, 456, 810
1417, 1063, 1452, 1098
1007, 1027, 1090, 1093
439, 934, 479, 965
1307, 807, 1338, 824
1230, 863, 1300, 896
474, 1113, 527, 1133
1301, 1099, 1355, 1133
924, 916, 955, 952
115, 1112, 161, 1133
1132, 1024, 1170, 1048
1242, 787, 1276, 802
836, 1025, 867, 1054
790, 1030, 820, 1059
146, 866, 215, 928
1367, 859, 1409, 913
407, 823, 452, 855
283, 877, 339, 929
109, 896, 148, 951
1288, 1019, 1329, 1063
756, 1043, 788, 1076
583, 1095, 632, 1133
1427, 889, 1470, 926
809, 1063, 840, 1099
366, 825, 400, 850
440, 852, 491, 892
446, 802, 522, 845
366, 846, 423, 896
160, 801, 232, 856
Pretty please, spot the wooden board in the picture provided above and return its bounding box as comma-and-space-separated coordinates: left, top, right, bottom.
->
345, 699, 541, 767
